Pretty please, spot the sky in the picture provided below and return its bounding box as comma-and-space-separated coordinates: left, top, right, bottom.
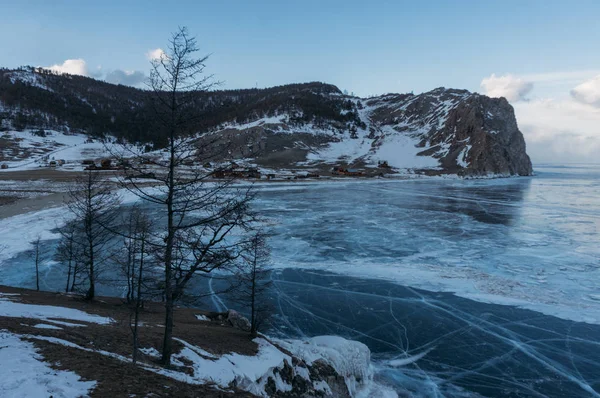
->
1, 0, 599, 164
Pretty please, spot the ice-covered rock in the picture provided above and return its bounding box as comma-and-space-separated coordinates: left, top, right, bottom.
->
163, 334, 395, 397
277, 335, 397, 397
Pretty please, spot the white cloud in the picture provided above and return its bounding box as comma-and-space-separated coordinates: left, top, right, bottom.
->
480, 73, 533, 102
44, 59, 89, 76
520, 70, 600, 85
146, 48, 166, 61
570, 75, 600, 108
105, 70, 146, 87
43, 58, 146, 87
514, 98, 600, 163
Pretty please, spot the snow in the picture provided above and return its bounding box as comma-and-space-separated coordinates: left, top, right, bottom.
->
0, 331, 96, 398
456, 145, 472, 168
170, 338, 292, 396
33, 323, 63, 330
44, 319, 88, 328
0, 297, 113, 325
307, 136, 373, 164
0, 130, 119, 171
372, 127, 440, 169
216, 115, 288, 132
7, 70, 53, 92
139, 347, 160, 357
195, 314, 210, 321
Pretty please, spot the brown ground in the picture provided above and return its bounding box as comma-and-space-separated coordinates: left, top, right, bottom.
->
0, 169, 85, 181
0, 285, 256, 397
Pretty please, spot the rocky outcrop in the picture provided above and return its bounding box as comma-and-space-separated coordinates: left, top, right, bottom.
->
433, 93, 532, 176
360, 88, 532, 176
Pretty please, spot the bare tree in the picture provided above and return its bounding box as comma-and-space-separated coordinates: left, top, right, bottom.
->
65, 169, 120, 300
55, 223, 80, 293
112, 27, 256, 365
236, 231, 272, 336
127, 208, 153, 364
30, 236, 42, 291
114, 207, 144, 303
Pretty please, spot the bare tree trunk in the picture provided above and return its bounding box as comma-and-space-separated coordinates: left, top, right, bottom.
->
31, 236, 42, 292
35, 241, 40, 291
132, 235, 146, 364
161, 118, 177, 366
71, 262, 78, 292
65, 258, 72, 293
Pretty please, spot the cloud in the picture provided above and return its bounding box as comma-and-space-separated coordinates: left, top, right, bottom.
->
105, 69, 146, 87
520, 70, 600, 85
570, 75, 600, 108
480, 74, 534, 102
44, 59, 89, 76
146, 48, 166, 61
43, 58, 146, 87
514, 98, 600, 163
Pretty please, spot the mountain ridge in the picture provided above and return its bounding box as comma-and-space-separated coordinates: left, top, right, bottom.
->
0, 67, 532, 176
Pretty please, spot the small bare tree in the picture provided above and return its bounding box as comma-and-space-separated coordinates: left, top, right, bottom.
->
111, 27, 256, 365
236, 232, 272, 336
65, 169, 120, 300
115, 207, 144, 303
30, 236, 42, 291
55, 223, 80, 293
127, 208, 153, 364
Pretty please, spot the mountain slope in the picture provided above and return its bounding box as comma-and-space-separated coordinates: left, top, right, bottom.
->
0, 67, 532, 176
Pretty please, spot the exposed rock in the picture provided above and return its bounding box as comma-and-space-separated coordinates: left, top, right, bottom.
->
226, 309, 251, 332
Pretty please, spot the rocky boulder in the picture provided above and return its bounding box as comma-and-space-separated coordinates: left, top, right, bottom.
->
227, 309, 251, 332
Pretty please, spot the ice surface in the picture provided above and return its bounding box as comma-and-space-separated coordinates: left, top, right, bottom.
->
252, 165, 600, 325
1, 164, 599, 396
266, 268, 600, 397
0, 206, 69, 264
0, 331, 96, 398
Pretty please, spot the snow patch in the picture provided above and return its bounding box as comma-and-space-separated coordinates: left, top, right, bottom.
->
33, 323, 63, 330
0, 331, 96, 398
0, 297, 113, 325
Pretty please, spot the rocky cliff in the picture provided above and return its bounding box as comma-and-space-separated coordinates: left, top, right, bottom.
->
0, 67, 532, 176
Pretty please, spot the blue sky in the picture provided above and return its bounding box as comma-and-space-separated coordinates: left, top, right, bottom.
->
2, 0, 600, 162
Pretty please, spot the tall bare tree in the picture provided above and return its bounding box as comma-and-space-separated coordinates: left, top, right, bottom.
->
65, 169, 120, 300
113, 27, 256, 365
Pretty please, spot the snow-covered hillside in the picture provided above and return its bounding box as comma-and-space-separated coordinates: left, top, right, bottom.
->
0, 130, 112, 170
204, 87, 532, 176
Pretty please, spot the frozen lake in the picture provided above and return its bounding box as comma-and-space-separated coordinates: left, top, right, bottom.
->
256, 165, 600, 325
1, 164, 599, 396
